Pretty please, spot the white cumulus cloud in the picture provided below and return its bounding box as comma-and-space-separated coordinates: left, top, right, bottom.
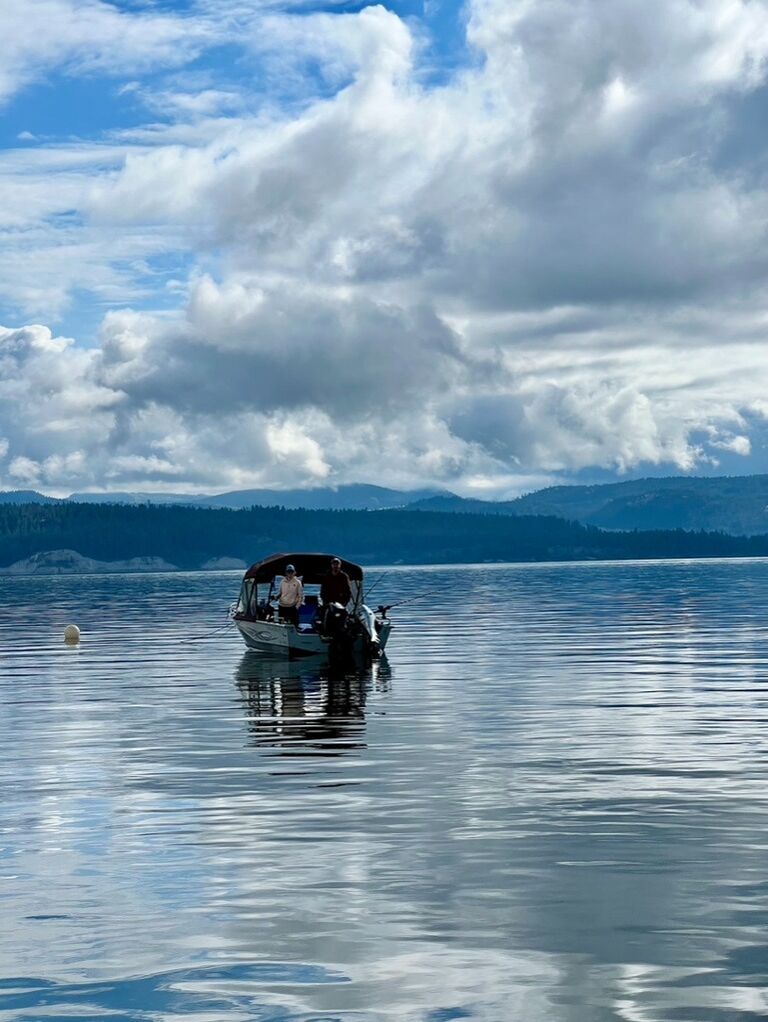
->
3, 0, 768, 494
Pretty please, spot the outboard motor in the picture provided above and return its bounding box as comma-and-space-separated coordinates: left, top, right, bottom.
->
322, 602, 350, 643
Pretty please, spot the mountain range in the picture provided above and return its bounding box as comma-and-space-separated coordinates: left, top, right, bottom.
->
0, 483, 446, 512
4, 474, 768, 535
411, 475, 768, 535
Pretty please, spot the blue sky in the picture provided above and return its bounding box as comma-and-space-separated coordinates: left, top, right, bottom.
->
0, 0, 470, 343
3, 0, 768, 497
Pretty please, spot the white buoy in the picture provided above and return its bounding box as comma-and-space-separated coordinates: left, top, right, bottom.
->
64, 624, 81, 643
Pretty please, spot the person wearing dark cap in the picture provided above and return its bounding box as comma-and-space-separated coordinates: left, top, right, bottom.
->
277, 564, 303, 627
320, 556, 352, 608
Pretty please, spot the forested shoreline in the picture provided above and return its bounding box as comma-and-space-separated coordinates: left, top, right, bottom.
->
2, 501, 768, 571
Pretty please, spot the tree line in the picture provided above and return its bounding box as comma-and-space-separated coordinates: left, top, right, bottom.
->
2, 500, 768, 569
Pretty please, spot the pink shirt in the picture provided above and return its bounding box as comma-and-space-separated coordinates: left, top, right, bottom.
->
277, 576, 304, 608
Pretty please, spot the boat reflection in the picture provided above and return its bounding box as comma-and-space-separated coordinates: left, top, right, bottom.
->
235, 651, 391, 757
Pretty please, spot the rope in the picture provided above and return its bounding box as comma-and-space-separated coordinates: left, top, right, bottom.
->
186, 617, 237, 643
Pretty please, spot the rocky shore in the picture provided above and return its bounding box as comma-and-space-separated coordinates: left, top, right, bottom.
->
0, 549, 180, 575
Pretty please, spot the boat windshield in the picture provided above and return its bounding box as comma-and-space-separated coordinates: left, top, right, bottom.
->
235, 574, 363, 622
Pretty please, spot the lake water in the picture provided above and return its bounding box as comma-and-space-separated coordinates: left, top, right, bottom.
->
2, 560, 768, 1022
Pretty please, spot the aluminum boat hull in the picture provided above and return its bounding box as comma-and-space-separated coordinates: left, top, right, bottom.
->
234, 617, 392, 658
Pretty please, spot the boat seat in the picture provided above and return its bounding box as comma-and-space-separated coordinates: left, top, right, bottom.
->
298, 596, 318, 629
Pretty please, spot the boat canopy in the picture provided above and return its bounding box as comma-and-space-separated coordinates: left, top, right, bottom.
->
244, 552, 364, 584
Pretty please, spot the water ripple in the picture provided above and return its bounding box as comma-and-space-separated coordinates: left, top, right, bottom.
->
3, 561, 768, 1020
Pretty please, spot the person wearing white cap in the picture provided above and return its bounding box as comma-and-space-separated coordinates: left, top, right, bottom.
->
277, 564, 303, 627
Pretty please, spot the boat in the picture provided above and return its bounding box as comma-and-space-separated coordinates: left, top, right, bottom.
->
230, 552, 393, 658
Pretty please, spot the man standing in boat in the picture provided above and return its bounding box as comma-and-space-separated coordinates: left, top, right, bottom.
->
276, 564, 303, 626
321, 557, 352, 608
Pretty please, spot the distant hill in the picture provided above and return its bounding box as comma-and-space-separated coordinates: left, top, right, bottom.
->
0, 489, 60, 505
411, 495, 517, 515
66, 483, 448, 511
197, 484, 448, 510
413, 475, 768, 536
511, 476, 768, 534
66, 491, 195, 506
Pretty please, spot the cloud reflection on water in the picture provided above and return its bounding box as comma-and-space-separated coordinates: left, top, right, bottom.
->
3, 564, 768, 1020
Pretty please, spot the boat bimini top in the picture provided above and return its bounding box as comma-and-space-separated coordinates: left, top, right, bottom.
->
243, 552, 363, 584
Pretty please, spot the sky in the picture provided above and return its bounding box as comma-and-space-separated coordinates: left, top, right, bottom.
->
3, 0, 768, 498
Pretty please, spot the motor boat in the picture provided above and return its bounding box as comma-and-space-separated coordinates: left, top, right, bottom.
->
231, 552, 393, 658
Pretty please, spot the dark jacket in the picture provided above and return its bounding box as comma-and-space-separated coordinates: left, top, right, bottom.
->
321, 569, 352, 606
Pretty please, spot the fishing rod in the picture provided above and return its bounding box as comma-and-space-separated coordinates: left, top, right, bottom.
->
187, 616, 236, 642
376, 588, 438, 618
364, 570, 389, 601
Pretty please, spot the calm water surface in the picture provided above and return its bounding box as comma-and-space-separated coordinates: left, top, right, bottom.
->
2, 560, 768, 1021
